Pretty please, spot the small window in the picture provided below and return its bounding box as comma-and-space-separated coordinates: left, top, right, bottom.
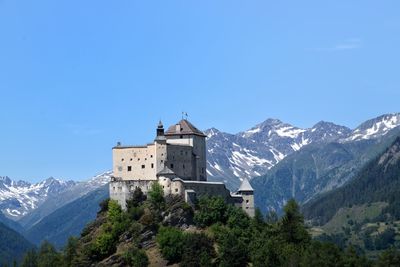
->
170, 163, 174, 169
141, 165, 145, 169
246, 199, 249, 203
127, 166, 132, 172
145, 158, 147, 161
138, 158, 140, 161
175, 188, 178, 192
185, 151, 188, 155
150, 155, 153, 158
180, 150, 183, 155
121, 158, 124, 162
180, 135, 183, 139
161, 153, 164, 156
151, 163, 154, 168
183, 164, 185, 169
130, 158, 133, 161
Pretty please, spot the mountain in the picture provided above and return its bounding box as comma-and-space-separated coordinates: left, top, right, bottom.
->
24, 184, 109, 248
303, 136, 400, 225
205, 119, 351, 190
251, 113, 400, 214
0, 222, 34, 266
343, 113, 400, 142
0, 176, 76, 219
18, 171, 112, 229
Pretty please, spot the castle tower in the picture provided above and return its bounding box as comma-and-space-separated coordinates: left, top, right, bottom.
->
164, 119, 207, 181
237, 178, 255, 217
155, 120, 167, 174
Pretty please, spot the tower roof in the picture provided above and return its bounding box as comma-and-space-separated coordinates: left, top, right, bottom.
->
237, 178, 254, 192
165, 119, 206, 137
156, 166, 176, 177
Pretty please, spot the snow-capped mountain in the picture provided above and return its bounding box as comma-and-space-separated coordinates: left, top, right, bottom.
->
206, 113, 400, 190
0, 176, 76, 219
343, 113, 400, 142
0, 171, 111, 224
205, 119, 351, 189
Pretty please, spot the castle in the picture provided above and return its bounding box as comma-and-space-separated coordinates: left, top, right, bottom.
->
110, 119, 255, 217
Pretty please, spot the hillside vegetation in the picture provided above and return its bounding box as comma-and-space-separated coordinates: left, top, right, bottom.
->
18, 183, 400, 267
302, 137, 400, 257
0, 222, 34, 267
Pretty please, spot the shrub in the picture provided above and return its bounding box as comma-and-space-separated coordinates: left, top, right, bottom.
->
194, 196, 228, 227
124, 247, 149, 267
181, 232, 214, 267
148, 182, 165, 210
156, 227, 184, 263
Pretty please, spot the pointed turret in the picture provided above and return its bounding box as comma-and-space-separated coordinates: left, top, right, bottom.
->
155, 120, 166, 141
238, 178, 254, 192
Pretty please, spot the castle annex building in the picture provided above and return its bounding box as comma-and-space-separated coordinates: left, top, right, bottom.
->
110, 119, 254, 217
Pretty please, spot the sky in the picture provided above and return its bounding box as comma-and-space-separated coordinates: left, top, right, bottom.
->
0, 1, 399, 182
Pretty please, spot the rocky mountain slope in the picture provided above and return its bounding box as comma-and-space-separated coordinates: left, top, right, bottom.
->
24, 184, 109, 248
0, 222, 34, 266
19, 171, 111, 229
303, 136, 400, 225
206, 119, 351, 190
252, 114, 400, 214
0, 176, 76, 219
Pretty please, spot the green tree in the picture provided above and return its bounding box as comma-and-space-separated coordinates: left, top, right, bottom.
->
62, 236, 78, 267
156, 226, 184, 263
181, 232, 214, 267
280, 199, 310, 245
377, 247, 400, 267
124, 247, 149, 267
127, 187, 146, 209
148, 182, 165, 211
37, 241, 61, 267
217, 230, 248, 267
194, 196, 228, 227
300, 241, 343, 267
21, 249, 38, 267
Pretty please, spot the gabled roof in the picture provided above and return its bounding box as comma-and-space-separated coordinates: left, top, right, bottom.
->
156, 166, 176, 177
165, 119, 206, 137
237, 178, 254, 192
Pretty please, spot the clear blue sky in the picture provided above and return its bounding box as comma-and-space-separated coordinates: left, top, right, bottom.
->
1, 1, 399, 182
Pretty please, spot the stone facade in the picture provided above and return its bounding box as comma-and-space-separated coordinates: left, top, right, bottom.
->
110, 119, 255, 217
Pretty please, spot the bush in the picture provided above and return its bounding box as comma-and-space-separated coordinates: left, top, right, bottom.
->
194, 196, 228, 227
156, 227, 185, 263
148, 182, 165, 210
99, 198, 110, 213
124, 247, 149, 267
180, 232, 214, 267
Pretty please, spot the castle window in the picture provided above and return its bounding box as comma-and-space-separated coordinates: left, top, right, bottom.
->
183, 164, 185, 169
175, 188, 178, 192
161, 160, 164, 163
121, 158, 124, 162
138, 158, 140, 161
201, 168, 204, 174
130, 158, 132, 161
141, 165, 145, 169
127, 166, 132, 172
246, 199, 249, 204
150, 155, 153, 158
151, 163, 154, 168
180, 135, 183, 139
180, 151, 183, 155
185, 151, 188, 155
170, 163, 174, 169
145, 158, 147, 160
